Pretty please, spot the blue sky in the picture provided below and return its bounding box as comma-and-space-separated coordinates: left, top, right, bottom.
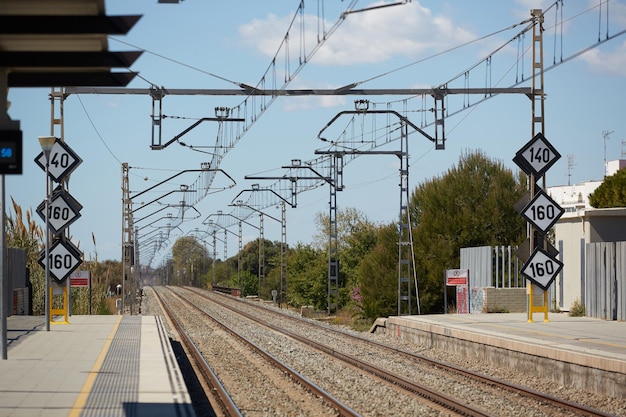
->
6, 0, 626, 267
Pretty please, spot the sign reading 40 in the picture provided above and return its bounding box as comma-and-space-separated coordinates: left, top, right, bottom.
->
34, 138, 83, 183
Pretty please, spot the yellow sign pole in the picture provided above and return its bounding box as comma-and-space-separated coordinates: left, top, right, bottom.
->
50, 286, 69, 325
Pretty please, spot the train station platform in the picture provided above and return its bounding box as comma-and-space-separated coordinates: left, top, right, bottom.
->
0, 315, 195, 417
372, 312, 626, 398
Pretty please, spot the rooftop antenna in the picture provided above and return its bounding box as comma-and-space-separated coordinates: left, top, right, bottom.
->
602, 130, 614, 177
567, 154, 575, 186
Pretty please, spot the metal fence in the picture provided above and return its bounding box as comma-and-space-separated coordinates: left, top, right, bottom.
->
460, 245, 523, 289
3, 248, 28, 316
585, 241, 626, 321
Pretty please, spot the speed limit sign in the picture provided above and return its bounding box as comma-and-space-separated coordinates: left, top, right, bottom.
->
521, 189, 564, 234
36, 187, 82, 236
34, 138, 82, 183
38, 238, 83, 283
513, 132, 560, 177
521, 247, 563, 290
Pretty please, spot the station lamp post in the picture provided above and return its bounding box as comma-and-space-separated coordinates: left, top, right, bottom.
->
38, 136, 56, 332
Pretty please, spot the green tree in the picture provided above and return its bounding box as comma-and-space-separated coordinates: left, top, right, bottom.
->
356, 223, 399, 319
221, 238, 284, 298
589, 168, 626, 208
287, 242, 327, 310
410, 150, 526, 313
171, 236, 209, 287
312, 207, 379, 309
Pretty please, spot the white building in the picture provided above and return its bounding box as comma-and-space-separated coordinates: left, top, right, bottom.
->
548, 159, 626, 311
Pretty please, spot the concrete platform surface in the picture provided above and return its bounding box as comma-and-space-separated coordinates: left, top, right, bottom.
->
0, 315, 196, 417
382, 312, 626, 397
389, 312, 626, 369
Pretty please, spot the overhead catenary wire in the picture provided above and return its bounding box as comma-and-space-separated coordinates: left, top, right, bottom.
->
99, 1, 624, 267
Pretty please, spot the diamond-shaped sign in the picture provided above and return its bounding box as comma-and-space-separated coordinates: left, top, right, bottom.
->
36, 187, 82, 236
38, 239, 83, 283
521, 247, 563, 291
520, 189, 565, 234
35, 138, 82, 183
513, 133, 560, 177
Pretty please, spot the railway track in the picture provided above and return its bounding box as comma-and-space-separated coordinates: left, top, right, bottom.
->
152, 286, 241, 417
154, 286, 359, 416
184, 286, 618, 417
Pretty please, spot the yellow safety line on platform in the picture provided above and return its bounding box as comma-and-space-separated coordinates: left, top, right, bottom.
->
68, 316, 122, 417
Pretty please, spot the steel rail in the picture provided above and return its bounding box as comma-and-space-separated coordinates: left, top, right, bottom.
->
197, 286, 617, 417
152, 287, 242, 417
190, 287, 495, 417
162, 286, 361, 417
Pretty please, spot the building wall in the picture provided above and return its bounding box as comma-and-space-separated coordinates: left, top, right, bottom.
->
483, 288, 526, 313
554, 217, 586, 311
586, 209, 626, 243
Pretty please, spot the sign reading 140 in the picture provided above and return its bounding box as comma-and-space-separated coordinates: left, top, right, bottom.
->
513, 132, 561, 178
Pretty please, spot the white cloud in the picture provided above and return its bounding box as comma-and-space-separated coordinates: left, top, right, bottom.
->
281, 95, 347, 111
238, 2, 477, 67
579, 39, 626, 77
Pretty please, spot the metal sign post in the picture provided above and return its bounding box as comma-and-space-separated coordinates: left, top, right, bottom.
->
35, 137, 83, 325
514, 133, 562, 322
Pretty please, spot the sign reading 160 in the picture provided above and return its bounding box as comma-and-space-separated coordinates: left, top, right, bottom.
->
48, 253, 75, 269
529, 204, 556, 221
48, 205, 71, 221
528, 258, 555, 277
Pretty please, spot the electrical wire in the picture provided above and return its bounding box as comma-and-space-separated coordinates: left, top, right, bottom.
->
110, 37, 245, 88
341, 15, 535, 90
76, 95, 123, 165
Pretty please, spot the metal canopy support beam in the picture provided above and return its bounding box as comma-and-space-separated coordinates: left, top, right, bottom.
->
0, 15, 142, 34
8, 72, 137, 88
1, 51, 143, 68
65, 87, 531, 96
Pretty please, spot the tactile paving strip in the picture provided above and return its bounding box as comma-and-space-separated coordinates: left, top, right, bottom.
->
81, 316, 141, 417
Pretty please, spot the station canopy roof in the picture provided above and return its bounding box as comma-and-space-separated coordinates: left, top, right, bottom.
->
0, 0, 142, 87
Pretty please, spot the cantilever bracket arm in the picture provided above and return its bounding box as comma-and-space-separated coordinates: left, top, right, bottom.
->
317, 109, 436, 144
230, 186, 295, 209
151, 116, 245, 150
131, 168, 236, 201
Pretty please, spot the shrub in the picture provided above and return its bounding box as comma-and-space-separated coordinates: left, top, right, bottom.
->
568, 298, 586, 317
